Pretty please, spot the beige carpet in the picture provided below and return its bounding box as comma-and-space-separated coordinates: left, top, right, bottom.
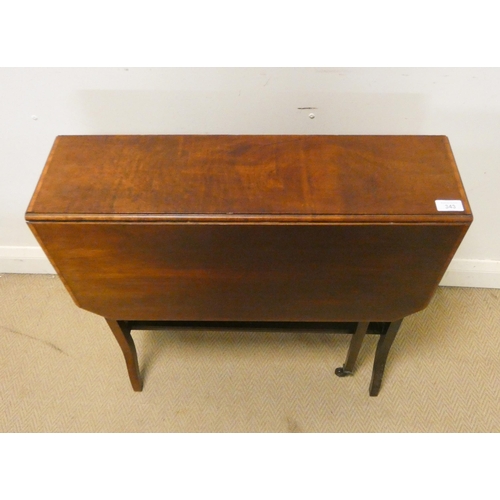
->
0, 274, 499, 432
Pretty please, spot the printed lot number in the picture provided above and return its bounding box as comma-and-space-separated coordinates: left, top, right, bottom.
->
435, 200, 464, 212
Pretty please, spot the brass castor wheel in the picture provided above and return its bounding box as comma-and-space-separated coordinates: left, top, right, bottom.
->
335, 366, 353, 377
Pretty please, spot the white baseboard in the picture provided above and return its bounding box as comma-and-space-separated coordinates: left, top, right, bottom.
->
439, 259, 500, 288
0, 247, 499, 289
0, 246, 55, 274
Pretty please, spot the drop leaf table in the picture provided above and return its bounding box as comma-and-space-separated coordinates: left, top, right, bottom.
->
26, 135, 472, 395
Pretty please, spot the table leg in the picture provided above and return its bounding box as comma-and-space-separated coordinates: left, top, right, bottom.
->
335, 321, 369, 377
369, 318, 403, 396
105, 318, 143, 392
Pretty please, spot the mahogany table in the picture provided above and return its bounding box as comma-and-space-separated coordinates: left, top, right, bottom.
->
26, 135, 472, 395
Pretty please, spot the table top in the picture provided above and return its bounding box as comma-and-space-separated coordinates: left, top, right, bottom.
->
26, 135, 472, 223
26, 135, 473, 322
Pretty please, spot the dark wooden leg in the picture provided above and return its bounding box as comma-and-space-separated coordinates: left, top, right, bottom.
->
335, 321, 369, 377
369, 318, 403, 396
105, 318, 143, 392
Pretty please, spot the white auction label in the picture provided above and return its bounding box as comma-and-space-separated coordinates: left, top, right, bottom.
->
435, 200, 464, 211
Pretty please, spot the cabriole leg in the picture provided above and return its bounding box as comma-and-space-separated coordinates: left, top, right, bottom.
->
369, 318, 403, 396
105, 318, 143, 392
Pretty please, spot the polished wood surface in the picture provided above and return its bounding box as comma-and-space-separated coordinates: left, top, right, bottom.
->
26, 135, 473, 394
26, 135, 472, 221
29, 221, 469, 321
105, 319, 142, 392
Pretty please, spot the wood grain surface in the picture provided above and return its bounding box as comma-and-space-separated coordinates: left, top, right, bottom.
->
26, 135, 472, 322
29, 222, 469, 321
26, 135, 472, 221
25, 135, 473, 393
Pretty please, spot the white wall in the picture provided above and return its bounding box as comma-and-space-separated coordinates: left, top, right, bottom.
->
1, 67, 499, 287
